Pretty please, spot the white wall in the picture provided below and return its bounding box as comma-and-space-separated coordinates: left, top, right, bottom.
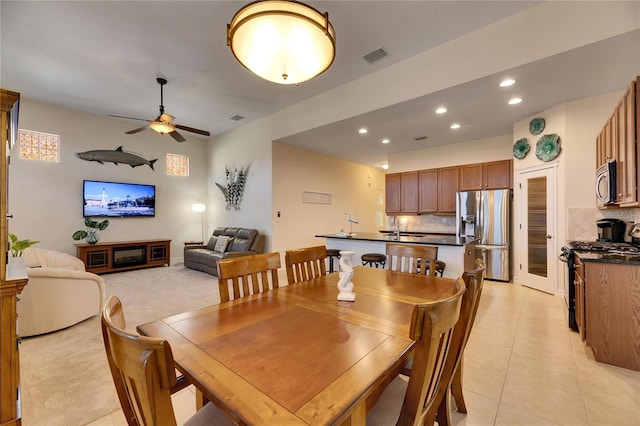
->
388, 134, 513, 173
271, 142, 385, 254
206, 117, 274, 249
511, 91, 625, 293
9, 99, 208, 261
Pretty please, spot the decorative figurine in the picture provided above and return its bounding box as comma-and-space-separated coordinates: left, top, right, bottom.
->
337, 250, 356, 302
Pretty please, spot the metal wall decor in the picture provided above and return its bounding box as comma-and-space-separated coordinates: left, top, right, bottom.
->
216, 163, 248, 211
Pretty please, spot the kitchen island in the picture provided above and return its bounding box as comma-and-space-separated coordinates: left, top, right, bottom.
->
316, 232, 477, 278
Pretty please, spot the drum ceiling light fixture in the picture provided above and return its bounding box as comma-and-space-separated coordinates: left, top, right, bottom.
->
227, 0, 336, 85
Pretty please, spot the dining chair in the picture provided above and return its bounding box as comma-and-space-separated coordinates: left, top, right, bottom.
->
284, 245, 327, 285
366, 277, 466, 425
101, 295, 235, 426
446, 258, 486, 419
386, 243, 438, 276
217, 252, 281, 302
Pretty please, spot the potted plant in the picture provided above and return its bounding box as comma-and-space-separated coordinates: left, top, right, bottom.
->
8, 233, 39, 257
72, 217, 109, 244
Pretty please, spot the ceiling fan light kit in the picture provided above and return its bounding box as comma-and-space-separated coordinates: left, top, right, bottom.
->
149, 120, 174, 134
227, 0, 336, 85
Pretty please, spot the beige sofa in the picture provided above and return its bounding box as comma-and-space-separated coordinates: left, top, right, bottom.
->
18, 247, 106, 337
184, 227, 265, 276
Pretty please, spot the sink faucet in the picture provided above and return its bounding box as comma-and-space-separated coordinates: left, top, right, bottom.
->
392, 216, 400, 239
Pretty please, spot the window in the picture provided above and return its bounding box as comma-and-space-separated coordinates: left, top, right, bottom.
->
166, 153, 189, 176
18, 129, 60, 162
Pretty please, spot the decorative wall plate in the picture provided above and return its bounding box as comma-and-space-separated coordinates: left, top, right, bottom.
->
513, 138, 530, 159
529, 117, 545, 135
535, 133, 561, 162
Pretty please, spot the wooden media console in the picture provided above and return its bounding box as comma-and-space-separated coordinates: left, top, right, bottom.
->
75, 239, 171, 274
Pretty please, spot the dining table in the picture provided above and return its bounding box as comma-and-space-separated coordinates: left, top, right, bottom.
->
137, 266, 459, 425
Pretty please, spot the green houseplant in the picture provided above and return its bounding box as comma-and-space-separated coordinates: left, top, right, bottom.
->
72, 217, 109, 244
8, 233, 39, 257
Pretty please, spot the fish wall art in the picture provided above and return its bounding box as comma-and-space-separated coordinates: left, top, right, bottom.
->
75, 146, 157, 170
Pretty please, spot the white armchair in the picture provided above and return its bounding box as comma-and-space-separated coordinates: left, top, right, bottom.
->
18, 247, 106, 337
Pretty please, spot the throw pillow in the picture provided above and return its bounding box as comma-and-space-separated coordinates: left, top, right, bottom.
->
214, 235, 231, 253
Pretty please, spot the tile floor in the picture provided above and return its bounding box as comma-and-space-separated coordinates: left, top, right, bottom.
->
88, 281, 640, 426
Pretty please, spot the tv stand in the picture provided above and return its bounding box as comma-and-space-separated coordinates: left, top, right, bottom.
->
75, 239, 171, 274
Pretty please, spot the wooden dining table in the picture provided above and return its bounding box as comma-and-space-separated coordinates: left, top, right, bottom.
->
137, 266, 458, 425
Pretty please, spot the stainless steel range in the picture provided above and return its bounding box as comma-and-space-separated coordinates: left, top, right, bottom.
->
559, 240, 640, 332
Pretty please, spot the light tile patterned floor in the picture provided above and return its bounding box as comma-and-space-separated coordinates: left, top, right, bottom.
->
89, 281, 640, 426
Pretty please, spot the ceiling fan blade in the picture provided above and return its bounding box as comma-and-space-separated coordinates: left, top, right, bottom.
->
169, 130, 186, 143
108, 114, 151, 122
126, 125, 149, 135
174, 124, 211, 136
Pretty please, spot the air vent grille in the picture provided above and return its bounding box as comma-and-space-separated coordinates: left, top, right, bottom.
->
230, 115, 245, 121
363, 48, 388, 64
414, 136, 427, 141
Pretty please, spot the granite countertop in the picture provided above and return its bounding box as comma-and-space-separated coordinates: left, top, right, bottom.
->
577, 251, 640, 265
378, 230, 456, 236
316, 232, 476, 247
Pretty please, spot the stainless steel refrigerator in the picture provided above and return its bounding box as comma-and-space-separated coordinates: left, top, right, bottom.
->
456, 189, 511, 281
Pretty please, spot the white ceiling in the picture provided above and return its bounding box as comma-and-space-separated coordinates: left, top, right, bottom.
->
1, 1, 639, 168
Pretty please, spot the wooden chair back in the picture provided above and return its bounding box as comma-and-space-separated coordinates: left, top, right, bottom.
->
386, 243, 438, 276
396, 277, 466, 425
217, 252, 281, 302
101, 295, 178, 426
285, 245, 327, 285
427, 259, 486, 425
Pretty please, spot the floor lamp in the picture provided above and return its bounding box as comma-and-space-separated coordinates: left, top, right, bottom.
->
192, 200, 206, 242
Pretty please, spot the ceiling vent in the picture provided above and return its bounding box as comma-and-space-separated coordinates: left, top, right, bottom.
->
414, 136, 427, 141
230, 115, 245, 121
363, 48, 388, 64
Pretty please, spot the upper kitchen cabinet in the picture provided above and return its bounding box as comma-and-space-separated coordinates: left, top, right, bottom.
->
596, 76, 639, 208
385, 172, 419, 215
385, 173, 402, 214
418, 167, 458, 214
459, 159, 512, 191
401, 171, 419, 213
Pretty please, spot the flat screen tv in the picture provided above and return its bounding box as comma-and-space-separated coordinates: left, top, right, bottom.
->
83, 180, 155, 217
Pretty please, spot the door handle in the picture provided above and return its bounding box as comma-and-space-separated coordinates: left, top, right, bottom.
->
546, 235, 552, 239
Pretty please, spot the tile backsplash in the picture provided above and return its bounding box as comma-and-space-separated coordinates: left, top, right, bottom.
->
568, 207, 640, 241
386, 214, 457, 233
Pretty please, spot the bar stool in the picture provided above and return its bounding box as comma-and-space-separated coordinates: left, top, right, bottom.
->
417, 259, 447, 276
361, 253, 387, 268
326, 249, 341, 273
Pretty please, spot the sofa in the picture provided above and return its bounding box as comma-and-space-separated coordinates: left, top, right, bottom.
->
18, 247, 106, 337
183, 227, 265, 276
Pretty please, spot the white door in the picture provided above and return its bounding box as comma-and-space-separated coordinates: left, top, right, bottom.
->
517, 165, 557, 294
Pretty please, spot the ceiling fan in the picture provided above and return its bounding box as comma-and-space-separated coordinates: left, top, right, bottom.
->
109, 77, 211, 143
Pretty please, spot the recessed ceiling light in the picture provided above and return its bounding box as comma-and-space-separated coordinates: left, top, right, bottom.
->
500, 79, 516, 87
435, 107, 447, 114
381, 138, 390, 144
381, 163, 389, 170
508, 97, 522, 105
358, 128, 368, 134
450, 123, 461, 129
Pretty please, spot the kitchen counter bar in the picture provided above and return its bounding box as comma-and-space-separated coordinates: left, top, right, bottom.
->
316, 232, 477, 278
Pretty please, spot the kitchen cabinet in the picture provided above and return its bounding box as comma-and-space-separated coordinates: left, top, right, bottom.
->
401, 171, 419, 213
385, 173, 401, 214
385, 172, 419, 215
581, 259, 640, 372
418, 167, 459, 214
596, 76, 640, 208
459, 159, 512, 191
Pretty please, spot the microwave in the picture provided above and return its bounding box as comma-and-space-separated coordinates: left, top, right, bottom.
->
596, 160, 616, 206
